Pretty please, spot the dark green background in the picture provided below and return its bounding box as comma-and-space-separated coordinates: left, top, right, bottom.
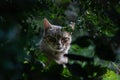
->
0, 0, 120, 80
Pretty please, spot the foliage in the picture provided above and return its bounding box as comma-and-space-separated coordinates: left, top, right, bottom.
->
0, 0, 120, 80
103, 69, 120, 80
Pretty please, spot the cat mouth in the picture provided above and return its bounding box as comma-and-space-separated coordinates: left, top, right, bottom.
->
56, 47, 62, 49
48, 44, 65, 52
54, 47, 64, 52
56, 45, 65, 50
55, 48, 63, 51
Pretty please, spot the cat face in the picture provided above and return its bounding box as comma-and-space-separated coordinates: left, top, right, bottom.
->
43, 18, 74, 52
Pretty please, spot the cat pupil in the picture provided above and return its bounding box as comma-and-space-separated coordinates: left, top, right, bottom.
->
47, 36, 69, 43
62, 37, 69, 42
47, 37, 56, 42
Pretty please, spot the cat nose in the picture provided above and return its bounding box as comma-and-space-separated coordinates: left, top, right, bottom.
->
57, 41, 61, 45
57, 45, 62, 49
57, 42, 61, 45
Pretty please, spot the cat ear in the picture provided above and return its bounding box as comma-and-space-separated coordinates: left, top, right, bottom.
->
43, 18, 52, 31
69, 22, 75, 30
68, 22, 75, 34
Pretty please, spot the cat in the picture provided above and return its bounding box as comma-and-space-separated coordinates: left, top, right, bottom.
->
38, 18, 75, 64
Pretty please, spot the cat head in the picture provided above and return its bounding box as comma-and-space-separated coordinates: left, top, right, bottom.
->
43, 18, 75, 52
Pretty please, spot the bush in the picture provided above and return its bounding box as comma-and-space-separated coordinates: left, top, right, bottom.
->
0, 0, 120, 80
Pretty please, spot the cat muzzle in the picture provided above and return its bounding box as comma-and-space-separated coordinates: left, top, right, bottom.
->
56, 46, 62, 49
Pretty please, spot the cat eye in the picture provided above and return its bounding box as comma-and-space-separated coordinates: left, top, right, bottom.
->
47, 37, 56, 42
62, 37, 69, 42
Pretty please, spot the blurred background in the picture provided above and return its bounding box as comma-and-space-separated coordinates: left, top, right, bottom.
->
0, 0, 120, 80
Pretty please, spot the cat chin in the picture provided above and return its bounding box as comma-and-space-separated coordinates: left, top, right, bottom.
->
55, 55, 68, 64
54, 49, 64, 52
51, 47, 64, 52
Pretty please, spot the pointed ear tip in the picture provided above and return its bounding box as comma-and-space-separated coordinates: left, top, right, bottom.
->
72, 22, 75, 26
70, 22, 75, 26
44, 18, 47, 21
